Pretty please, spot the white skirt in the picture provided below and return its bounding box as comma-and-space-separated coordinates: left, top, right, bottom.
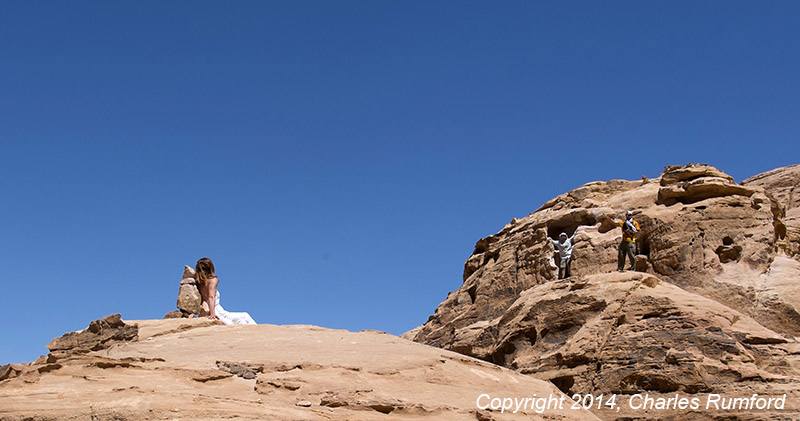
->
214, 291, 256, 325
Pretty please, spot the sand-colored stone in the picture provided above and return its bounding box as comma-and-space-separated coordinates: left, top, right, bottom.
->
407, 164, 800, 420
170, 266, 205, 318
0, 318, 598, 420
4, 163, 799, 421
176, 283, 202, 315
743, 164, 800, 259
46, 314, 138, 360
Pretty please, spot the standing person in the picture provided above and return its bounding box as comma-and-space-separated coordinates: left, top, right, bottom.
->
195, 257, 257, 325
604, 211, 640, 271
549, 229, 579, 279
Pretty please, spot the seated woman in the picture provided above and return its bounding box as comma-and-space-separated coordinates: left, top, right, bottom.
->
195, 257, 256, 325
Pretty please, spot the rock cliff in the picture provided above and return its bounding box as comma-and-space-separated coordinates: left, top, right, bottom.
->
406, 164, 800, 420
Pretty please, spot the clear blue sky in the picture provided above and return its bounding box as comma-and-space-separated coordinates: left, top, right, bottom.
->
2, 1, 798, 364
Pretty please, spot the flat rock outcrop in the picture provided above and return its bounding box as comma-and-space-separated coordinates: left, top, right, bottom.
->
0, 318, 598, 420
406, 164, 800, 420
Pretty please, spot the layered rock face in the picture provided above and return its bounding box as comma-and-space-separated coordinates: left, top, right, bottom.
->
743, 164, 800, 260
406, 164, 800, 420
0, 318, 598, 420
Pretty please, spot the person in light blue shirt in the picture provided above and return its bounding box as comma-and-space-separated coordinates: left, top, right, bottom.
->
549, 229, 579, 279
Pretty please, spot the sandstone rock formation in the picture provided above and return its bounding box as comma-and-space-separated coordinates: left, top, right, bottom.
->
406, 164, 800, 420
4, 163, 798, 421
46, 314, 138, 360
0, 318, 598, 420
170, 265, 205, 318
743, 164, 800, 259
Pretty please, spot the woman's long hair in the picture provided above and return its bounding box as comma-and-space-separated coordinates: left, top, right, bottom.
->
195, 257, 215, 286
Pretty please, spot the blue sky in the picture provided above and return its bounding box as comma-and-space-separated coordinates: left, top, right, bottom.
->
2, 1, 798, 364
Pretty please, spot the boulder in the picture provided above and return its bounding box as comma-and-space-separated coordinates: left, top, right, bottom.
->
170, 266, 205, 317
659, 163, 734, 185
163, 310, 182, 319
177, 284, 202, 315
657, 164, 756, 205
